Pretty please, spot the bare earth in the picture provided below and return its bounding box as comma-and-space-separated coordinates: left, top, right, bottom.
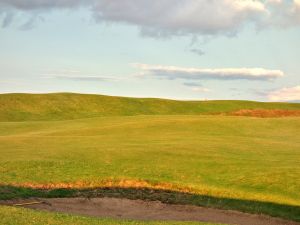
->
2, 198, 300, 225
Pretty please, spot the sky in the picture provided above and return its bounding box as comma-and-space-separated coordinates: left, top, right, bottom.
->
0, 0, 300, 101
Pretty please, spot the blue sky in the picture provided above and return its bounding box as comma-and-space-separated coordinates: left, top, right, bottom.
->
0, 0, 300, 101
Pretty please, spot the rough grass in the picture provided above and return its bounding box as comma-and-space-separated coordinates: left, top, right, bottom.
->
0, 206, 222, 225
0, 93, 300, 121
230, 109, 300, 117
0, 115, 300, 221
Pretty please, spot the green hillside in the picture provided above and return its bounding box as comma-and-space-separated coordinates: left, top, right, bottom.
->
1, 93, 300, 222
1, 93, 299, 121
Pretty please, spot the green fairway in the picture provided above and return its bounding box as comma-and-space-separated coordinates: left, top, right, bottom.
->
0, 206, 222, 225
1, 114, 300, 221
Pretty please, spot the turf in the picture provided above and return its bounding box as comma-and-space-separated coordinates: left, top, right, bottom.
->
0, 206, 222, 225
0, 115, 300, 221
1, 93, 300, 121
1, 93, 300, 223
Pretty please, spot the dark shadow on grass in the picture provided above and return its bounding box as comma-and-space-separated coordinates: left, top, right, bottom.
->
0, 185, 299, 222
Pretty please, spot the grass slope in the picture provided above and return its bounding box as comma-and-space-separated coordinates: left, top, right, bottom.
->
0, 206, 222, 225
1, 116, 300, 221
0, 93, 299, 121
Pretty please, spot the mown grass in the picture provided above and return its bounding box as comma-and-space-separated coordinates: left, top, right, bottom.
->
0, 115, 300, 221
0, 206, 222, 225
1, 93, 300, 121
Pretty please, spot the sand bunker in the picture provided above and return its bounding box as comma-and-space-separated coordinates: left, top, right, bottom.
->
2, 197, 300, 225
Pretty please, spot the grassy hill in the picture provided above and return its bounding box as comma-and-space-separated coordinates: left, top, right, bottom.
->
1, 93, 300, 223
0, 93, 300, 121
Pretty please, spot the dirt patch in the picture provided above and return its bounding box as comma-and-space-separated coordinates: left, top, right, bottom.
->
2, 198, 300, 225
229, 109, 300, 118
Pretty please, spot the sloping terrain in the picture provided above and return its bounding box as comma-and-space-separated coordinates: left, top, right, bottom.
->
0, 93, 299, 121
1, 93, 300, 224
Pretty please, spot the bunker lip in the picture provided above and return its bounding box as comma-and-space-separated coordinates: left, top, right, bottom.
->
1, 197, 300, 225
1, 184, 300, 223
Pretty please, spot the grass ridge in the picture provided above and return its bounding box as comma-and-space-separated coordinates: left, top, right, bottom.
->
1, 93, 300, 121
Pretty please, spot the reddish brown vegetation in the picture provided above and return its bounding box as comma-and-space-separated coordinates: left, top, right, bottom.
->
8, 179, 194, 193
229, 109, 300, 118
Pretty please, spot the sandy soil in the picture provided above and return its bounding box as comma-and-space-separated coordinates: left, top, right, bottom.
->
2, 197, 300, 225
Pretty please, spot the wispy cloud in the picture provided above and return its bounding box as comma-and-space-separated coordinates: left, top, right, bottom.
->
1, 11, 13, 28
183, 82, 203, 87
53, 75, 120, 82
0, 0, 87, 10
268, 85, 300, 101
191, 87, 211, 93
133, 63, 284, 81
19, 15, 42, 30
42, 70, 122, 82
182, 82, 211, 92
190, 48, 205, 56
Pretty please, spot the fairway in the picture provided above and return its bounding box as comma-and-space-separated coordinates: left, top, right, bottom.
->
1, 109, 300, 223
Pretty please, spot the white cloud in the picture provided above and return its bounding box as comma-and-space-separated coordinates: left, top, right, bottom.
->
268, 86, 300, 101
1, 0, 299, 36
133, 63, 284, 81
93, 0, 267, 37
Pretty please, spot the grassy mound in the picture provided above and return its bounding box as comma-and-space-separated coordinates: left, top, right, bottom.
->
0, 93, 299, 121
